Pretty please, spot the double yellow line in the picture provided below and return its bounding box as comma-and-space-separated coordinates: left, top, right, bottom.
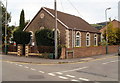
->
0, 56, 118, 65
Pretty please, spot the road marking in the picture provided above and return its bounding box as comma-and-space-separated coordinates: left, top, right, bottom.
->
18, 65, 23, 67
6, 61, 9, 63
48, 73, 56, 76
66, 75, 75, 78
9, 62, 13, 64
58, 76, 68, 79
2, 55, 118, 65
79, 78, 89, 81
15, 63, 18, 65
50, 67, 88, 74
38, 71, 45, 73
30, 68, 36, 71
84, 56, 117, 63
58, 67, 88, 73
71, 79, 79, 81
81, 58, 93, 61
24, 66, 29, 69
56, 72, 63, 75
102, 60, 119, 64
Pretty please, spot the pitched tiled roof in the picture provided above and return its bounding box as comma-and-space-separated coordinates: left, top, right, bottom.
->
24, 7, 100, 33
44, 7, 99, 33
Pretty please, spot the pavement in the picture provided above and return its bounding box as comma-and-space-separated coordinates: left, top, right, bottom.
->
1, 53, 118, 65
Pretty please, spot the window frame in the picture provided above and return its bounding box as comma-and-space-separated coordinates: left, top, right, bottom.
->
86, 32, 90, 46
29, 31, 34, 46
94, 34, 98, 46
75, 31, 81, 47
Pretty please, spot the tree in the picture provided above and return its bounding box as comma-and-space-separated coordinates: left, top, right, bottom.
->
0, 2, 11, 44
13, 31, 31, 45
107, 27, 117, 45
13, 31, 31, 55
103, 22, 120, 45
19, 9, 25, 31
116, 28, 120, 45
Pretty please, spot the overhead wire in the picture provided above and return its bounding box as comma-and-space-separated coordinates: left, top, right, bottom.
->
60, 0, 64, 12
67, 0, 83, 17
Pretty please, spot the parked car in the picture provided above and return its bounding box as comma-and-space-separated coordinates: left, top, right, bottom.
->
118, 47, 120, 55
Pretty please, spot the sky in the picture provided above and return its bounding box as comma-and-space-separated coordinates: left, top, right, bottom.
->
1, 0, 120, 26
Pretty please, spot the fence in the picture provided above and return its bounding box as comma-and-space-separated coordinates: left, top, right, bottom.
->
25, 45, 54, 59
7, 45, 17, 55
25, 45, 42, 57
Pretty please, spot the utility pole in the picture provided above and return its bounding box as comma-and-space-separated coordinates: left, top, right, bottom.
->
54, 0, 58, 59
5, 0, 7, 54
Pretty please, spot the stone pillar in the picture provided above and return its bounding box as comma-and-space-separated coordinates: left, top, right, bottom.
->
65, 30, 70, 48
17, 44, 23, 56
60, 48, 66, 59
25, 45, 29, 57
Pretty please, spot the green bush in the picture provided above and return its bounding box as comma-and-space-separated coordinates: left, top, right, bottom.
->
35, 28, 54, 46
35, 28, 63, 59
13, 31, 31, 44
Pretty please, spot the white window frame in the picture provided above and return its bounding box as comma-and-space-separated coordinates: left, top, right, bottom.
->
52, 29, 60, 45
86, 32, 90, 46
75, 31, 81, 47
29, 31, 34, 46
94, 34, 98, 46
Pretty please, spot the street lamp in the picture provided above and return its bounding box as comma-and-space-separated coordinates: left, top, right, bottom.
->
105, 7, 111, 54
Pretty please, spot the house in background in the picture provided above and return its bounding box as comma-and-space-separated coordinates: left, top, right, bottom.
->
100, 19, 120, 33
23, 7, 101, 48
100, 19, 120, 41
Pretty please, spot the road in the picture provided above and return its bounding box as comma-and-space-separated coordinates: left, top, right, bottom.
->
2, 55, 119, 82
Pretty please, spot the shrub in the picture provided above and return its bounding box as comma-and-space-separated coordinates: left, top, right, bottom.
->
13, 31, 31, 45
35, 28, 54, 46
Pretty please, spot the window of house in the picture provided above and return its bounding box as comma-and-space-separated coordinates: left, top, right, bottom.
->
29, 31, 34, 46
75, 32, 81, 47
94, 34, 98, 46
86, 33, 90, 46
40, 13, 45, 19
40, 26, 44, 30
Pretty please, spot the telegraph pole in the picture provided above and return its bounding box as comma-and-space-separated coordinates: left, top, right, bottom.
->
54, 0, 58, 59
5, 0, 7, 54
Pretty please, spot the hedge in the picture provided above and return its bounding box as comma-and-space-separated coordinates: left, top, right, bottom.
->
13, 31, 31, 45
35, 28, 54, 46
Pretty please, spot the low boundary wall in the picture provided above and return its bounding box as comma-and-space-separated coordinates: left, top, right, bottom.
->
65, 45, 119, 58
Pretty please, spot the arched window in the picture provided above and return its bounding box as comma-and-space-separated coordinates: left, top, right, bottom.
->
86, 32, 90, 46
75, 32, 81, 47
29, 31, 34, 46
94, 34, 98, 46
52, 29, 60, 45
